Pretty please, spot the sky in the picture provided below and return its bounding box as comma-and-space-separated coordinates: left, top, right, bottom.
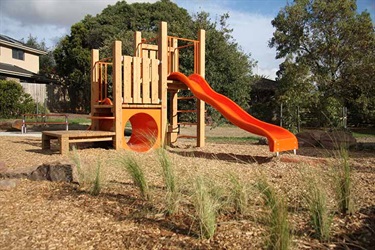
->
1, 0, 374, 80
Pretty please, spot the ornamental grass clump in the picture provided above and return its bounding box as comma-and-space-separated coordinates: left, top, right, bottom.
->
157, 148, 180, 215
192, 176, 219, 239
334, 147, 354, 215
117, 153, 150, 200
303, 171, 332, 242
256, 178, 290, 250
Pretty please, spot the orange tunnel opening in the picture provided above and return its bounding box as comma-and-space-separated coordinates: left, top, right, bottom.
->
124, 112, 159, 152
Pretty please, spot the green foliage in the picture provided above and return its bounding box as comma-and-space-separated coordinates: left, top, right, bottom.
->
23, 35, 56, 79
53, 0, 256, 116
271, 0, 375, 126
0, 80, 35, 118
193, 12, 256, 124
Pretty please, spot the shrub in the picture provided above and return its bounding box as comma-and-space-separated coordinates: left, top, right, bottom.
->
0, 80, 36, 118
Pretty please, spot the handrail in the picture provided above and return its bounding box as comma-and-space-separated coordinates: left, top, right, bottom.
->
22, 113, 69, 134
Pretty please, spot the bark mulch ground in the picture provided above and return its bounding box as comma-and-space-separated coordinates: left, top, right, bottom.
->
0, 126, 374, 249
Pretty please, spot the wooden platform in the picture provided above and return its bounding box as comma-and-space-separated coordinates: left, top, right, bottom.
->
42, 130, 116, 154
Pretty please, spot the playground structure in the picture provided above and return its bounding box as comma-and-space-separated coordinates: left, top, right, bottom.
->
42, 21, 298, 155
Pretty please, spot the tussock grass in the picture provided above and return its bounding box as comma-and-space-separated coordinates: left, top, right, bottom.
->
157, 148, 180, 215
117, 153, 150, 200
192, 176, 219, 239
334, 147, 353, 215
228, 173, 250, 215
256, 177, 290, 250
70, 146, 103, 196
303, 170, 332, 242
90, 161, 102, 196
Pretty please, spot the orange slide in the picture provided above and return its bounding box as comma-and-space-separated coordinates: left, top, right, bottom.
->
168, 72, 298, 153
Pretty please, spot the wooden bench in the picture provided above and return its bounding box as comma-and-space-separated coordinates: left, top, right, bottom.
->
42, 130, 116, 154
22, 114, 69, 134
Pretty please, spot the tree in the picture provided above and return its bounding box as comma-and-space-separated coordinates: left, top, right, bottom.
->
270, 0, 375, 126
23, 35, 56, 79
195, 12, 256, 109
54, 0, 256, 115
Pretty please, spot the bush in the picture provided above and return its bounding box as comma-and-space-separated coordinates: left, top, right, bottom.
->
0, 80, 36, 118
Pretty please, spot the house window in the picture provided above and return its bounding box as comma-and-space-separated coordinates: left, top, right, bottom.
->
12, 49, 24, 60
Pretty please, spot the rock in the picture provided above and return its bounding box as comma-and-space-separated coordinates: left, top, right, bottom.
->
296, 130, 324, 147
29, 162, 77, 182
0, 179, 18, 190
0, 166, 35, 179
296, 130, 356, 149
0, 162, 78, 183
320, 130, 357, 149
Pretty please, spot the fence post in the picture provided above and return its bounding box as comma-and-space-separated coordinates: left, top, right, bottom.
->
343, 107, 347, 129
280, 103, 283, 127
297, 106, 300, 133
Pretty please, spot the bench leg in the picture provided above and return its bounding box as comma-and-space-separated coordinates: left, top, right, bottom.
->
42, 134, 51, 149
60, 136, 69, 155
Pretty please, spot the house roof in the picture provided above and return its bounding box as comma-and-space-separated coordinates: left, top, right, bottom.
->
0, 62, 55, 84
0, 34, 47, 55
0, 62, 34, 77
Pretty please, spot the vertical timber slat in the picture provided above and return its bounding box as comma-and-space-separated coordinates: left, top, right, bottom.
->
142, 58, 151, 103
133, 57, 141, 103
123, 56, 132, 103
151, 59, 159, 104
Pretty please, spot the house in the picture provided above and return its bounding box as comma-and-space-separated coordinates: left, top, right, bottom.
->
0, 34, 51, 104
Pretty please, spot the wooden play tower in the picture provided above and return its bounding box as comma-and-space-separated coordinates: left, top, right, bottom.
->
90, 21, 206, 152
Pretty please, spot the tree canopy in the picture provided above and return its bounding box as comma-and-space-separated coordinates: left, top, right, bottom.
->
270, 0, 375, 126
53, 0, 255, 114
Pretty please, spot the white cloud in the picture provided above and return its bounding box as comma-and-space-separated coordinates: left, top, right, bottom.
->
0, 0, 282, 78
176, 1, 281, 80
0, 0, 157, 48
228, 12, 282, 80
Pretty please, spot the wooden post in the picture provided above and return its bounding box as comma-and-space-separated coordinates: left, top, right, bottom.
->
167, 37, 179, 145
172, 38, 179, 72
91, 49, 99, 130
113, 41, 123, 150
134, 31, 142, 57
159, 21, 168, 146
167, 90, 179, 144
197, 29, 206, 147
